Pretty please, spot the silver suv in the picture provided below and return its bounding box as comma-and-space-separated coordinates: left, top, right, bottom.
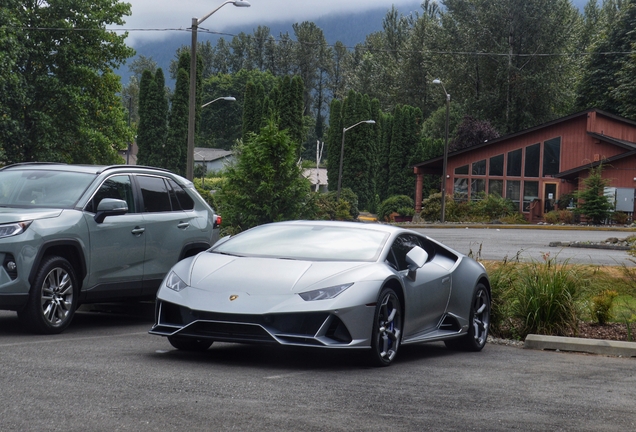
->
0, 163, 220, 334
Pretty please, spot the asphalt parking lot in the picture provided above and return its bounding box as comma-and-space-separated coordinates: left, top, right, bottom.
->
413, 226, 636, 266
1, 305, 635, 432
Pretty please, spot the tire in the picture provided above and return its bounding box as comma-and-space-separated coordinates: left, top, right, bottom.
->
369, 287, 403, 367
168, 336, 213, 352
445, 283, 490, 351
18, 256, 78, 335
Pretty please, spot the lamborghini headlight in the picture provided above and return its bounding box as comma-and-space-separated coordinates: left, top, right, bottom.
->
298, 283, 353, 301
0, 221, 32, 239
165, 271, 189, 292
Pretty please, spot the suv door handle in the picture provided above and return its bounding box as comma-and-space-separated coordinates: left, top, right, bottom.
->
131, 227, 145, 236
177, 222, 190, 229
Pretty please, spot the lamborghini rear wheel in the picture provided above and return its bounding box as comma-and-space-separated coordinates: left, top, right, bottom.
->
444, 283, 490, 351
369, 287, 402, 367
168, 336, 213, 352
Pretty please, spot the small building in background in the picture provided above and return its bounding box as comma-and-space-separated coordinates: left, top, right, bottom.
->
303, 167, 328, 193
194, 148, 234, 173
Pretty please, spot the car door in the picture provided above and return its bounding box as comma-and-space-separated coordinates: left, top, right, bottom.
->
83, 174, 145, 299
136, 175, 200, 296
388, 234, 452, 338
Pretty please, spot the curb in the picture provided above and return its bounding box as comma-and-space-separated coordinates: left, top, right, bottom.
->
524, 334, 636, 358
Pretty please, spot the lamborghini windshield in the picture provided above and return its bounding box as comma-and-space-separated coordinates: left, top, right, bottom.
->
212, 223, 389, 262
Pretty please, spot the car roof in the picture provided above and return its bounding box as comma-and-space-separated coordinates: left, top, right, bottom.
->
276, 220, 407, 234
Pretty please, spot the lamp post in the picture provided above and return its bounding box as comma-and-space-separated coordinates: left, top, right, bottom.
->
186, 1, 250, 180
201, 96, 236, 108
433, 78, 450, 223
337, 120, 376, 201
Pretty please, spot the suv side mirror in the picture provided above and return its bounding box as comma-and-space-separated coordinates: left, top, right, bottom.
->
405, 246, 428, 281
94, 198, 128, 224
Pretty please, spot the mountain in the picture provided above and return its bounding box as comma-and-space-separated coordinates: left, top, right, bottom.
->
117, 2, 421, 86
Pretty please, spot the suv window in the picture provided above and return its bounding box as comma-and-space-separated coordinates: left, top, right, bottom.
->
0, 169, 95, 208
138, 175, 172, 213
167, 179, 194, 211
86, 175, 136, 213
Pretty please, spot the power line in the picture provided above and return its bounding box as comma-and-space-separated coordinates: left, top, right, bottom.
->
2, 26, 635, 58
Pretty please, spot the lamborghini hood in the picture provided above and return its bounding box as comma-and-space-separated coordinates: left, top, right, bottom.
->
188, 252, 373, 295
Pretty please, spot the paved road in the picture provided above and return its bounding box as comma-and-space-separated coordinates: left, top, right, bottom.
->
0, 307, 634, 431
413, 227, 636, 266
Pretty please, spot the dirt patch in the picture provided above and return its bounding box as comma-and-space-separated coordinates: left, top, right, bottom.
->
577, 322, 632, 341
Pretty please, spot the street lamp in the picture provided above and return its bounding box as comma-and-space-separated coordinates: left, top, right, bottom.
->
433, 78, 450, 223
201, 96, 236, 108
337, 120, 376, 201
187, 0, 250, 180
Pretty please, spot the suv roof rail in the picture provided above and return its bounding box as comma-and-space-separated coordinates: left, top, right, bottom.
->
0, 162, 67, 171
97, 165, 173, 174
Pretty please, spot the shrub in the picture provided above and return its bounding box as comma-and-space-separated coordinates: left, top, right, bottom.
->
508, 256, 587, 337
483, 260, 519, 337
420, 192, 460, 222
557, 210, 574, 224
544, 210, 559, 224
612, 211, 629, 225
377, 195, 414, 222
591, 290, 618, 325
311, 188, 359, 221
471, 193, 517, 221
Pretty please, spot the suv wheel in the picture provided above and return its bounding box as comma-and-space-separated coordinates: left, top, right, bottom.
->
18, 256, 78, 334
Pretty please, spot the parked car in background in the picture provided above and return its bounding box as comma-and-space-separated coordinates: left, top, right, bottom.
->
0, 163, 220, 334
150, 221, 490, 366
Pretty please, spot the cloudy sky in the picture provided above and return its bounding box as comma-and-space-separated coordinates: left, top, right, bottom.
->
120, 0, 422, 45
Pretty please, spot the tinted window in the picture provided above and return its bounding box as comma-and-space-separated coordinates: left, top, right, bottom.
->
543, 138, 561, 176
472, 159, 486, 175
524, 144, 540, 177
471, 179, 485, 200
86, 175, 135, 213
506, 180, 521, 210
455, 165, 469, 175
489, 154, 504, 176
523, 181, 539, 212
507, 149, 522, 177
390, 234, 424, 271
489, 179, 503, 197
168, 179, 194, 211
454, 178, 468, 201
138, 176, 172, 213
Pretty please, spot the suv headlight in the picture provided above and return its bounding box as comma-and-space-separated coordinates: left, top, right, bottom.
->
299, 283, 353, 301
0, 221, 32, 239
165, 271, 189, 292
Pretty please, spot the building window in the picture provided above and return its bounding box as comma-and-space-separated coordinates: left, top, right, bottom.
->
543, 137, 561, 176
472, 159, 486, 175
523, 181, 539, 212
489, 154, 504, 176
454, 178, 468, 201
471, 179, 485, 200
506, 180, 521, 210
489, 179, 503, 197
524, 143, 540, 178
455, 165, 469, 175
507, 149, 522, 177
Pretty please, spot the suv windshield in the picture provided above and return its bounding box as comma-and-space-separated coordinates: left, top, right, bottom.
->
0, 169, 96, 208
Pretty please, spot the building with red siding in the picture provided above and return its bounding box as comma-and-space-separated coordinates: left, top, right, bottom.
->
413, 109, 636, 221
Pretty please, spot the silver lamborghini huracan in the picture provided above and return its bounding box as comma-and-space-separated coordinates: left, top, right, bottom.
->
149, 221, 491, 366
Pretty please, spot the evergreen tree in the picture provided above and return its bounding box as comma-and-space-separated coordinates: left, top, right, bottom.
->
136, 70, 156, 166
325, 98, 343, 189
388, 105, 421, 198
574, 165, 612, 225
242, 81, 264, 139
149, 68, 168, 167
166, 68, 189, 175
217, 119, 312, 232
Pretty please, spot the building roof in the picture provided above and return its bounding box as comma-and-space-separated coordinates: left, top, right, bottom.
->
193, 148, 233, 162
412, 109, 636, 172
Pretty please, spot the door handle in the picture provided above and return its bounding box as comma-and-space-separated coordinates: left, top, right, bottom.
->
177, 222, 190, 229
131, 227, 145, 236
